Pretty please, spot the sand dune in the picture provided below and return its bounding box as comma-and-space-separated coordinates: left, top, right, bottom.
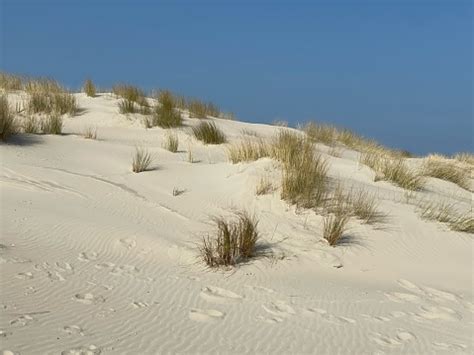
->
1, 93, 472, 354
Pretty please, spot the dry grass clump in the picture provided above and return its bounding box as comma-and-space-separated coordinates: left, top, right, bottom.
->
40, 113, 63, 134
0, 95, 17, 141
132, 147, 153, 173
25, 79, 77, 116
163, 132, 179, 152
188, 99, 220, 118
192, 121, 226, 144
0, 72, 24, 91
422, 155, 470, 190
418, 201, 473, 234
273, 131, 328, 208
152, 90, 183, 128
200, 211, 259, 267
227, 138, 270, 163
83, 126, 97, 139
83, 79, 96, 97
323, 212, 350, 246
113, 84, 150, 115
360, 151, 424, 191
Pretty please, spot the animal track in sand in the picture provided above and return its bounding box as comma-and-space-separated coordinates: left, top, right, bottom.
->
62, 325, 85, 336
61, 344, 101, 355
384, 292, 421, 304
200, 286, 243, 304
371, 329, 416, 347
73, 293, 105, 305
95, 262, 115, 270
189, 308, 225, 322
78, 252, 98, 262
119, 238, 136, 250
262, 301, 296, 318
110, 265, 139, 276
9, 314, 35, 327
16, 272, 34, 280
432, 342, 467, 352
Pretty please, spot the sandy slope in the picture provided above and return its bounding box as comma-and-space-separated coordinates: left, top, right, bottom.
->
1, 93, 472, 354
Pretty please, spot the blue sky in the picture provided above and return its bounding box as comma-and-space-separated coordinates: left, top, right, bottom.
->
1, 0, 472, 155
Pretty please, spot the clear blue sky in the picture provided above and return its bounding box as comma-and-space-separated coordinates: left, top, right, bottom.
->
1, 0, 472, 155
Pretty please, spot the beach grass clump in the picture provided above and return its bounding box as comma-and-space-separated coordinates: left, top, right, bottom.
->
163, 132, 179, 152
25, 79, 77, 116
188, 99, 220, 119
422, 155, 470, 190
304, 122, 339, 146
348, 188, 386, 225
200, 211, 259, 267
0, 72, 24, 91
227, 138, 270, 163
118, 99, 137, 114
274, 132, 328, 208
453, 152, 474, 166
23, 116, 40, 134
132, 146, 153, 173
192, 121, 226, 144
83, 79, 96, 97
83, 126, 97, 139
418, 200, 473, 234
152, 90, 183, 128
0, 95, 17, 141
256, 176, 274, 195
323, 212, 350, 246
40, 113, 63, 134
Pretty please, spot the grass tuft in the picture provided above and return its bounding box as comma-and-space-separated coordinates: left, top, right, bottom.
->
0, 95, 17, 141
23, 116, 40, 134
256, 176, 275, 195
422, 155, 470, 190
418, 201, 473, 234
152, 90, 183, 128
200, 211, 259, 267
188, 99, 220, 118
323, 212, 350, 246
41, 113, 63, 134
227, 138, 269, 163
83, 126, 97, 139
132, 147, 153, 173
83, 79, 96, 97
163, 132, 179, 152
192, 121, 226, 144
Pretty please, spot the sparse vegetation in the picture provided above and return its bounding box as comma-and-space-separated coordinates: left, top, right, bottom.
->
256, 176, 275, 195
24, 79, 77, 116
453, 152, 474, 166
304, 122, 339, 146
227, 138, 269, 163
152, 90, 183, 128
163, 132, 179, 152
0, 72, 24, 91
422, 155, 470, 190
83, 126, 97, 139
0, 95, 17, 141
132, 147, 153, 173
118, 99, 137, 114
83, 79, 96, 97
192, 121, 226, 144
200, 211, 259, 267
348, 188, 386, 225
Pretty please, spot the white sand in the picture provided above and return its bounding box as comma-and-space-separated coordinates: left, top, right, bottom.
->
1, 93, 472, 354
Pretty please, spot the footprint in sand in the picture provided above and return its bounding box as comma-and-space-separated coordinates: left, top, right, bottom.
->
73, 293, 106, 305
95, 262, 115, 270
433, 342, 467, 352
61, 344, 101, 355
78, 252, 98, 262
110, 265, 139, 276
371, 329, 416, 347
189, 308, 225, 322
119, 238, 136, 250
0, 330, 12, 338
384, 292, 421, 304
262, 301, 296, 318
257, 315, 284, 324
305, 308, 356, 325
245, 285, 275, 294
200, 286, 243, 304
397, 279, 424, 295
131, 301, 149, 309
62, 325, 85, 336
16, 272, 34, 280
413, 305, 462, 322
10, 314, 35, 327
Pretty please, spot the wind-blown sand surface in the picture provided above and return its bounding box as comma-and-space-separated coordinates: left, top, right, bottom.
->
1, 93, 472, 354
